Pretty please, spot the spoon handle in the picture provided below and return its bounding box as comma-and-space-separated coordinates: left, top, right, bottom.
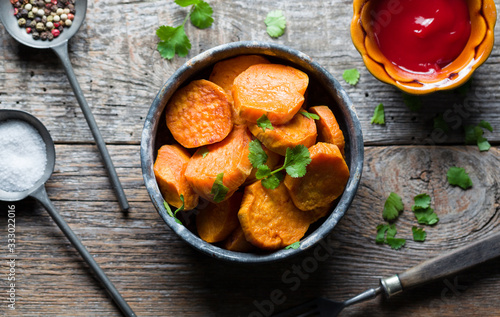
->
31, 186, 136, 317
51, 41, 129, 212
380, 231, 500, 297
398, 231, 500, 290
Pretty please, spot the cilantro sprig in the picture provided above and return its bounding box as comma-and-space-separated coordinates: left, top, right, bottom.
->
211, 173, 229, 203
248, 141, 311, 190
163, 195, 185, 225
382, 192, 404, 221
342, 68, 360, 86
411, 193, 439, 225
285, 241, 300, 250
465, 120, 493, 152
265, 10, 286, 38
300, 111, 320, 120
156, 0, 214, 60
256, 114, 274, 132
376, 224, 406, 250
371, 103, 385, 125
412, 226, 427, 242
447, 166, 473, 190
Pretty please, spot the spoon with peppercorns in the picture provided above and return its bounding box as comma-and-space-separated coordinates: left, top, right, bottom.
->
0, 0, 129, 212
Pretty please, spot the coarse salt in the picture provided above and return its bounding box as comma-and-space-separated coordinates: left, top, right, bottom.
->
0, 119, 47, 192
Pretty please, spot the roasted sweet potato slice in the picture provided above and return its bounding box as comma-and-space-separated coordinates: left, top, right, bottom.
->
309, 106, 345, 155
232, 64, 309, 125
248, 109, 317, 156
209, 55, 271, 124
222, 226, 256, 252
196, 192, 243, 243
185, 125, 253, 203
166, 79, 233, 148
284, 142, 349, 211
154, 144, 199, 210
238, 182, 311, 250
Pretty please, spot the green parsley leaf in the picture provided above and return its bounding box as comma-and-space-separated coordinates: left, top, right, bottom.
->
199, 147, 209, 158
386, 237, 406, 250
342, 68, 360, 86
285, 241, 300, 250
255, 164, 272, 180
433, 114, 450, 133
265, 10, 286, 38
248, 139, 268, 168
175, 0, 199, 6
375, 224, 389, 244
190, 0, 214, 29
211, 173, 229, 203
402, 93, 422, 112
157, 25, 191, 60
261, 172, 284, 190
371, 103, 385, 125
412, 226, 427, 242
386, 224, 397, 239
479, 120, 493, 132
283, 145, 311, 178
382, 192, 404, 221
257, 114, 274, 132
465, 125, 483, 144
477, 136, 491, 152
447, 166, 473, 190
300, 111, 320, 120
163, 196, 184, 225
413, 193, 431, 210
157, 1, 213, 59
414, 207, 439, 225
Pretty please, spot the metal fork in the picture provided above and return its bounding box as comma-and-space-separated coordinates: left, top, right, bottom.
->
273, 231, 500, 317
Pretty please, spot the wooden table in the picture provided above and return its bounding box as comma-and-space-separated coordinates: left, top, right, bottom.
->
1, 0, 499, 316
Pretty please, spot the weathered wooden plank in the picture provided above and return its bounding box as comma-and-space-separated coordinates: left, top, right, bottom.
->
1, 0, 499, 146
0, 144, 498, 316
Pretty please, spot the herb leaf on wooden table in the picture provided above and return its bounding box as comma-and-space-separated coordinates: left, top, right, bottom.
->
342, 68, 360, 86
447, 166, 473, 189
371, 103, 385, 125
157, 0, 214, 60
265, 10, 286, 38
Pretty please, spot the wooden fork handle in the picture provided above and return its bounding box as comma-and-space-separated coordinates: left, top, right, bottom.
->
396, 232, 500, 292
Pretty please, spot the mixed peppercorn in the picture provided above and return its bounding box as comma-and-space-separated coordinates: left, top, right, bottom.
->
11, 0, 76, 41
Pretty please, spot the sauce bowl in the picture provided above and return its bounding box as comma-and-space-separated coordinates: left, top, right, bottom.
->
351, 0, 497, 94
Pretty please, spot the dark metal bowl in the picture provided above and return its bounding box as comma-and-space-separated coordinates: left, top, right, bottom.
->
141, 41, 364, 263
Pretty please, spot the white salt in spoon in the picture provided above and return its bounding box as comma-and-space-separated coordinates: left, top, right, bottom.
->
0, 109, 135, 317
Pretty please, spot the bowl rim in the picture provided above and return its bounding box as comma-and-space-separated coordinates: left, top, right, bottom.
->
350, 0, 497, 95
140, 41, 364, 264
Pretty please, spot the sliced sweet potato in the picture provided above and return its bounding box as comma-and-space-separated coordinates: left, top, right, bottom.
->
308, 204, 333, 223
196, 192, 243, 243
222, 226, 256, 252
238, 182, 311, 250
154, 144, 199, 210
248, 109, 317, 156
166, 79, 233, 148
232, 64, 309, 125
210, 55, 271, 124
284, 142, 350, 211
309, 106, 345, 155
185, 125, 253, 203
209, 55, 271, 124
244, 143, 282, 185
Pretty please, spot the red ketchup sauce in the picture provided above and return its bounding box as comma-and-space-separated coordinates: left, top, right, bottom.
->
371, 0, 471, 74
